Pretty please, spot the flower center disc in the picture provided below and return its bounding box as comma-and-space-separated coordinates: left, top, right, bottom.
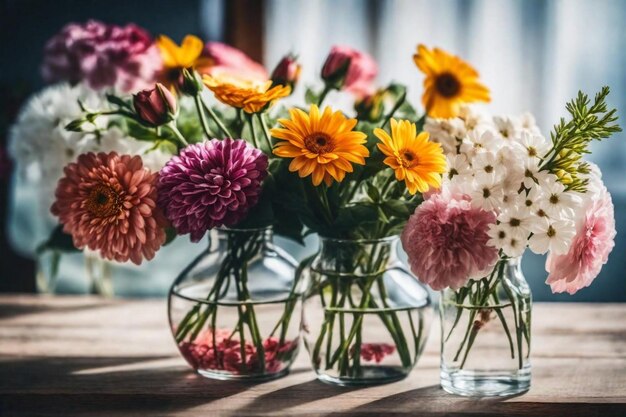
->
305, 132, 335, 154
86, 184, 121, 217
400, 150, 419, 168
435, 72, 461, 98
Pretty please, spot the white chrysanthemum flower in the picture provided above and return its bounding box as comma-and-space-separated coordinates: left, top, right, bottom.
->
493, 115, 521, 141
521, 158, 541, 189
470, 175, 503, 211
537, 176, 581, 217
98, 127, 172, 172
528, 219, 576, 255
519, 184, 542, 213
9, 82, 109, 182
511, 131, 550, 162
424, 117, 465, 154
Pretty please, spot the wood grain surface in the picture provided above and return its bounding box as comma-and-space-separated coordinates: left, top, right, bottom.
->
0, 295, 624, 416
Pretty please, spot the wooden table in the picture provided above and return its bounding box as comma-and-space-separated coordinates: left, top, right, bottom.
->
0, 296, 624, 416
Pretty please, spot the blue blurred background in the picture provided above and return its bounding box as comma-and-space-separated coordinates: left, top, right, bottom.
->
1, 0, 624, 301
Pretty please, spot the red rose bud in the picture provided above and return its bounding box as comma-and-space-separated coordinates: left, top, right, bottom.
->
271, 55, 301, 93
355, 90, 385, 122
133, 83, 177, 126
321, 45, 378, 98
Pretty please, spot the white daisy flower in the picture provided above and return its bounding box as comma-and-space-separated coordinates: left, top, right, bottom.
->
458, 104, 492, 133
470, 175, 503, 211
445, 154, 471, 181
424, 117, 465, 154
497, 206, 539, 238
493, 115, 521, 141
537, 176, 581, 217
512, 131, 550, 161
502, 234, 527, 258
460, 129, 501, 158
487, 222, 509, 250
521, 158, 541, 189
472, 151, 504, 181
519, 112, 542, 135
528, 219, 576, 255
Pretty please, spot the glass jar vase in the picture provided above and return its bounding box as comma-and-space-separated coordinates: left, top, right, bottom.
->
300, 236, 433, 386
168, 227, 301, 381
440, 257, 532, 397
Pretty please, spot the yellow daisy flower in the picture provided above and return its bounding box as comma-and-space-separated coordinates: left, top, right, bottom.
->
272, 105, 369, 186
374, 119, 446, 194
203, 71, 290, 113
413, 44, 490, 119
156, 34, 208, 69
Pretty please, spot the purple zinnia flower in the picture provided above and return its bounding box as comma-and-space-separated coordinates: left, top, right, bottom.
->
41, 20, 162, 93
157, 139, 268, 242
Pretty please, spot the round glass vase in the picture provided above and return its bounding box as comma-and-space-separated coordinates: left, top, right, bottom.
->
168, 227, 301, 381
300, 236, 433, 386
440, 257, 532, 397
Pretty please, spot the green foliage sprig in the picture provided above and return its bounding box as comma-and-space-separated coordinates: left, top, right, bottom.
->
540, 86, 621, 191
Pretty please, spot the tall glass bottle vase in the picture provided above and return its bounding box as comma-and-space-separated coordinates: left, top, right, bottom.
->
301, 236, 433, 386
440, 257, 532, 396
168, 227, 301, 381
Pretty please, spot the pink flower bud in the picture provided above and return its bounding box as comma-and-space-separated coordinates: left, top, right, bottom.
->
271, 55, 301, 92
321, 45, 378, 98
133, 83, 177, 126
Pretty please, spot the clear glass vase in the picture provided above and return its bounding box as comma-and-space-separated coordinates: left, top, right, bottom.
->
36, 250, 113, 296
168, 227, 301, 381
440, 257, 532, 397
300, 236, 433, 386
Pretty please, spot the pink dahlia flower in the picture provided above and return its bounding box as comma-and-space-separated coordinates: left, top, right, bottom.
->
322, 45, 378, 98
51, 152, 168, 265
201, 42, 268, 81
157, 139, 268, 242
42, 20, 162, 92
402, 191, 499, 290
545, 185, 616, 294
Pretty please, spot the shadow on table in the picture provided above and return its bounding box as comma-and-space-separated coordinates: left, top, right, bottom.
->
0, 355, 252, 416
0, 300, 116, 319
235, 379, 365, 415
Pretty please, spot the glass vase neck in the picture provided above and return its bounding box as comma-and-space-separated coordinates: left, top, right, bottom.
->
315, 236, 399, 276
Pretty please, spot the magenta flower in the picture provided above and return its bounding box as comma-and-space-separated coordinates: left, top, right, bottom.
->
41, 20, 162, 92
157, 139, 268, 242
545, 185, 616, 294
401, 191, 499, 291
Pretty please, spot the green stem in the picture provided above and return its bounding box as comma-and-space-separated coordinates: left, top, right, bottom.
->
200, 97, 234, 138
168, 123, 189, 147
318, 85, 332, 107
381, 91, 406, 129
258, 113, 274, 153
246, 113, 261, 151
193, 94, 214, 138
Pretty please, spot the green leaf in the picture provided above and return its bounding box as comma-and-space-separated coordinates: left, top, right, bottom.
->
382, 199, 410, 217
106, 94, 132, 110
37, 225, 79, 254
305, 87, 320, 106
365, 182, 380, 202
163, 227, 178, 246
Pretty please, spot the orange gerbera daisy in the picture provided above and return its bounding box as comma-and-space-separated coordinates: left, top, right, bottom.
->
203, 70, 290, 113
413, 44, 490, 119
272, 105, 369, 186
374, 119, 446, 194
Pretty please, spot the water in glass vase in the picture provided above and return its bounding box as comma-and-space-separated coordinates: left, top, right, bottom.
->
168, 227, 301, 381
301, 236, 433, 386
440, 257, 532, 396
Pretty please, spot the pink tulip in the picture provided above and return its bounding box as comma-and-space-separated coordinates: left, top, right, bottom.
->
321, 45, 378, 97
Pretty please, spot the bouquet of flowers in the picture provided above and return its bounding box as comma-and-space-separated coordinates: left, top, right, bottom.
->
400, 48, 620, 395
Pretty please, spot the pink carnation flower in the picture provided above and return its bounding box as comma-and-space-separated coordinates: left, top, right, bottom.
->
42, 20, 162, 92
157, 139, 268, 242
545, 185, 616, 294
322, 45, 378, 98
202, 42, 268, 81
402, 191, 499, 290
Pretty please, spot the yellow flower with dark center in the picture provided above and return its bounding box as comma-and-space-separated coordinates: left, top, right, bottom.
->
156, 34, 209, 69
272, 105, 369, 186
374, 119, 446, 194
203, 71, 290, 113
413, 44, 490, 119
